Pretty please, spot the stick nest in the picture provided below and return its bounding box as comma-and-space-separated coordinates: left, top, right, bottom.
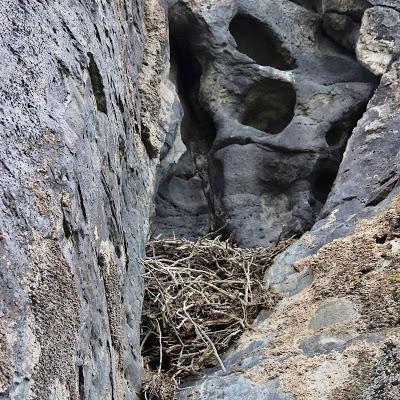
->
141, 236, 292, 399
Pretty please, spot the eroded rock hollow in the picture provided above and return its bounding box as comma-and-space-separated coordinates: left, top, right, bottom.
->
153, 0, 377, 249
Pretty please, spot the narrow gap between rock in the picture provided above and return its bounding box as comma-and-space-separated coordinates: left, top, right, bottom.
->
153, 14, 227, 241
78, 365, 85, 400
87, 52, 107, 114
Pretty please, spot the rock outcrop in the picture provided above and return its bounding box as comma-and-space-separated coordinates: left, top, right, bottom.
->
153, 0, 377, 248
0, 0, 168, 398
2, 0, 400, 399
181, 199, 400, 399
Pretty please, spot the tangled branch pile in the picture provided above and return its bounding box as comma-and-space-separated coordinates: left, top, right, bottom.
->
141, 236, 292, 399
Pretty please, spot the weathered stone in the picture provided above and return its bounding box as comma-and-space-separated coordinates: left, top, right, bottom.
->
151, 3, 400, 399
153, 0, 376, 247
266, 58, 400, 297
322, 12, 360, 51
182, 199, 400, 399
179, 376, 293, 400
369, 0, 400, 12
364, 341, 400, 400
357, 6, 400, 75
3, 0, 400, 398
0, 0, 168, 398
298, 332, 356, 356
309, 298, 359, 330
322, 0, 371, 20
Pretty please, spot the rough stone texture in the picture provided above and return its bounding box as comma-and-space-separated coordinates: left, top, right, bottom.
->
180, 198, 400, 399
266, 54, 400, 298
364, 341, 400, 400
182, 376, 294, 400
357, 6, 400, 75
369, 0, 400, 12
153, 0, 377, 247
2, 0, 400, 399
308, 298, 359, 330
0, 0, 168, 399
322, 0, 371, 20
148, 1, 400, 399
322, 12, 360, 51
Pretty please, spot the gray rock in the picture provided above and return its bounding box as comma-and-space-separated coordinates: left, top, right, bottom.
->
298, 332, 356, 356
156, 3, 400, 399
266, 57, 400, 296
179, 376, 293, 400
322, 12, 360, 51
222, 339, 270, 373
0, 0, 168, 398
364, 341, 400, 400
309, 298, 359, 330
3, 0, 400, 399
264, 249, 313, 296
369, 0, 400, 12
357, 6, 400, 75
322, 0, 371, 20
153, 0, 377, 247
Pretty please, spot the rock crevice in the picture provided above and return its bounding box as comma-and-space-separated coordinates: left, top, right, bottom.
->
1, 0, 400, 399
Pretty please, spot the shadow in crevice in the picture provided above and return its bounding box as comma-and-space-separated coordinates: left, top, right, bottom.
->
170, 23, 216, 155
153, 12, 228, 240
325, 105, 366, 148
87, 52, 107, 114
313, 99, 373, 221
312, 167, 338, 204
78, 365, 85, 400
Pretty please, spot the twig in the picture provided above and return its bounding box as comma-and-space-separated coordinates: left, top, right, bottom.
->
157, 320, 163, 375
183, 300, 226, 373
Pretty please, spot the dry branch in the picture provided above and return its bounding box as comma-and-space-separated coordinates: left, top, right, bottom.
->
140, 236, 293, 399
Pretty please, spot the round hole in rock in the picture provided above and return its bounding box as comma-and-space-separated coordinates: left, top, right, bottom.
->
241, 78, 296, 134
325, 123, 343, 146
229, 14, 296, 70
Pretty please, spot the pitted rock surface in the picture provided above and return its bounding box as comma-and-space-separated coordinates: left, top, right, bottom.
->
2, 0, 400, 399
153, 0, 377, 247
357, 6, 400, 75
179, 199, 400, 399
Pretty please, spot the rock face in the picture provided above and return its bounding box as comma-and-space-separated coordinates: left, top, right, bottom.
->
150, 0, 400, 399
181, 199, 400, 400
0, 0, 168, 399
153, 0, 377, 247
2, 0, 400, 399
357, 6, 400, 75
